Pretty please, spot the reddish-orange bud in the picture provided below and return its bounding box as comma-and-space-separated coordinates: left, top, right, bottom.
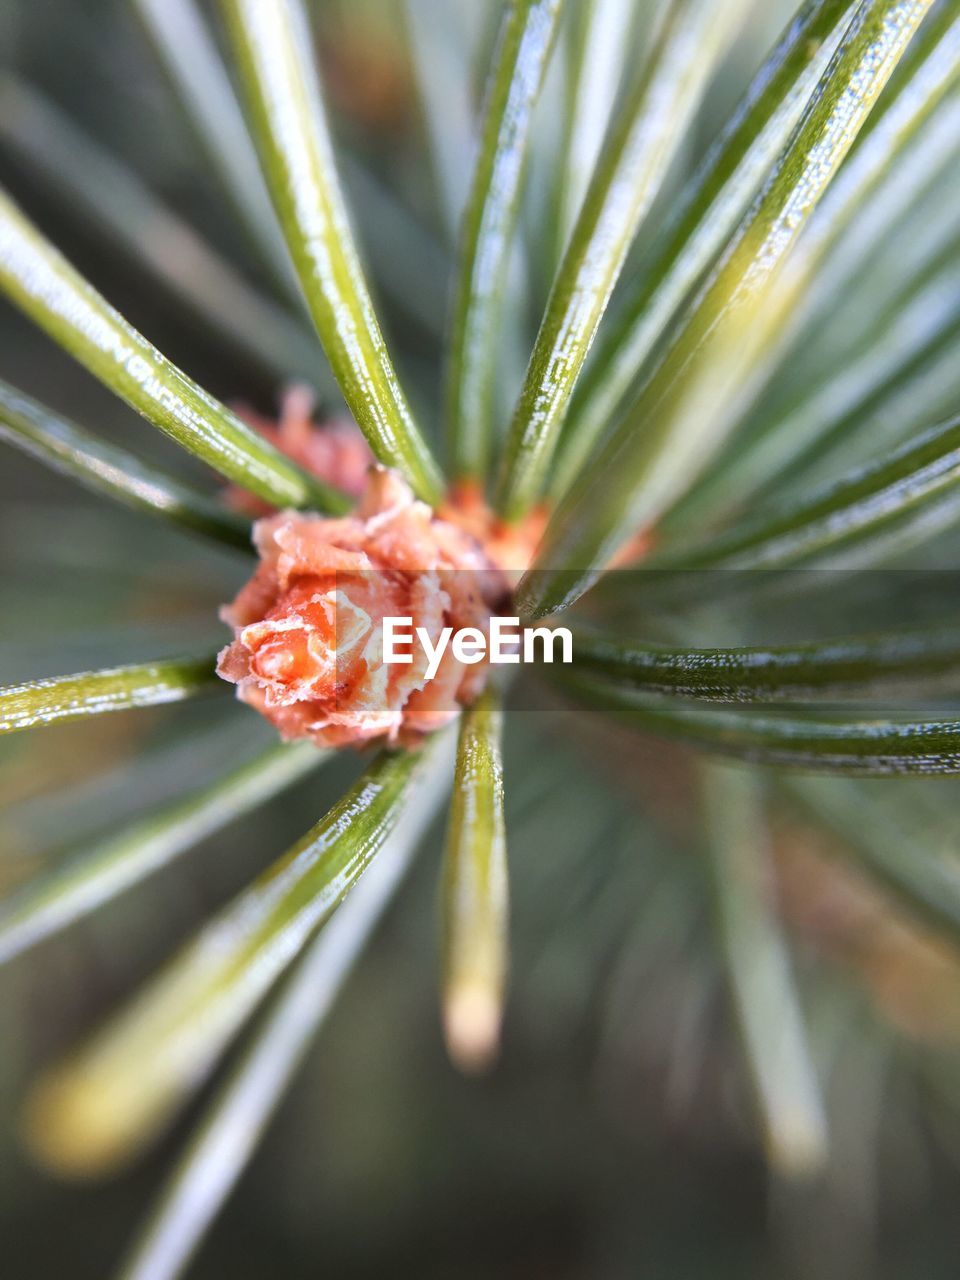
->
227, 384, 374, 515
438, 479, 548, 581
218, 471, 511, 748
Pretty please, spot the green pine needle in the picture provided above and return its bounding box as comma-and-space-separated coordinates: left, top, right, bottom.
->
0, 655, 224, 735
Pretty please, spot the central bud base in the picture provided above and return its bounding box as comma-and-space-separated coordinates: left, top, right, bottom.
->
217, 469, 545, 749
